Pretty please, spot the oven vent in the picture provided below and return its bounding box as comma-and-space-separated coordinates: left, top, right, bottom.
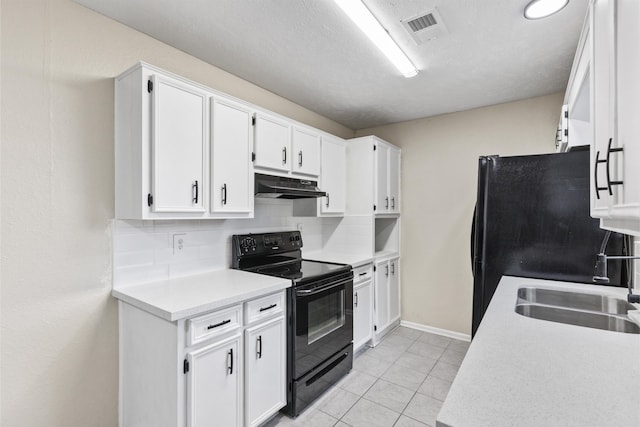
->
401, 8, 448, 44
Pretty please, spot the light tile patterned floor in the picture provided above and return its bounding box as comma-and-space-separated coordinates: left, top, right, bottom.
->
264, 326, 470, 427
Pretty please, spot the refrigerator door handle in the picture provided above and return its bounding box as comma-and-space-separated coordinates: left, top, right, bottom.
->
471, 205, 476, 273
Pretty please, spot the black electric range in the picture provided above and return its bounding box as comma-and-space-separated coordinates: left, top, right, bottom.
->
231, 231, 353, 417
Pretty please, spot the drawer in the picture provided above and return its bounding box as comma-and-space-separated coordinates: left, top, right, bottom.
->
187, 304, 242, 347
353, 264, 373, 284
245, 291, 285, 325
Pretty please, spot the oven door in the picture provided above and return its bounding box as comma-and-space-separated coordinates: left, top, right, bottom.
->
292, 275, 353, 379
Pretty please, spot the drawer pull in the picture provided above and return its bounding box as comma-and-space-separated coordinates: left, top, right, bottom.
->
207, 319, 231, 330
358, 272, 367, 276
259, 303, 277, 312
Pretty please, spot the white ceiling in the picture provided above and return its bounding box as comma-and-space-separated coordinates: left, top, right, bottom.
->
75, 0, 588, 130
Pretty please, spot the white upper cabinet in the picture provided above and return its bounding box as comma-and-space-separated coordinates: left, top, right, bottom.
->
210, 97, 253, 215
375, 143, 390, 213
388, 147, 401, 213
589, 0, 640, 234
292, 127, 321, 176
151, 73, 207, 213
320, 136, 346, 214
253, 113, 291, 173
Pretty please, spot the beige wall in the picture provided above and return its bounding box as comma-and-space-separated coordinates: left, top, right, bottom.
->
0, 1, 352, 425
356, 93, 563, 335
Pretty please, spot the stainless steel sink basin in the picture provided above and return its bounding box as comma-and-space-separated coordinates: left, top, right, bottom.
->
515, 303, 640, 334
517, 287, 636, 315
515, 287, 640, 334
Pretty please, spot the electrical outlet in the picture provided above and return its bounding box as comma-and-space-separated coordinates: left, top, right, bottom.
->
173, 233, 187, 256
297, 223, 303, 233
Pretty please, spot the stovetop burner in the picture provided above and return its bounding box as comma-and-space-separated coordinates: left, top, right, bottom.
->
255, 259, 349, 282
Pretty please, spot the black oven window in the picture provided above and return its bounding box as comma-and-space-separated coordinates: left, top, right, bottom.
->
307, 289, 345, 345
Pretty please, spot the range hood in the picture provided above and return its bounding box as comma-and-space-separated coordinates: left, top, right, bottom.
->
254, 173, 327, 199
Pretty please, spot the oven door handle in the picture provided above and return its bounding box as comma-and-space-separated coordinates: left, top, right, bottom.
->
295, 278, 352, 297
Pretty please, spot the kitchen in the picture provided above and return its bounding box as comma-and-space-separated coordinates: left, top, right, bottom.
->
2, 0, 639, 426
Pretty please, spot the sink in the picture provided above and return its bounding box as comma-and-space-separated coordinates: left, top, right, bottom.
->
517, 287, 636, 314
515, 287, 640, 334
515, 303, 640, 334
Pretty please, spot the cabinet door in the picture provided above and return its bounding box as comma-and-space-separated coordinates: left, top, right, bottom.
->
321, 136, 346, 214
292, 127, 321, 176
388, 258, 400, 323
210, 97, 253, 213
374, 261, 390, 333
388, 147, 401, 213
375, 142, 390, 213
151, 74, 207, 213
244, 317, 286, 427
254, 113, 291, 172
354, 281, 373, 350
186, 333, 242, 427
590, 0, 614, 217
611, 0, 640, 218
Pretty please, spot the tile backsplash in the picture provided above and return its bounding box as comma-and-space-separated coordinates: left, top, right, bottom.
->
112, 199, 358, 288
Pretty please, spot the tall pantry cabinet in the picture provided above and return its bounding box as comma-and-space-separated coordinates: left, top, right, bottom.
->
347, 136, 402, 345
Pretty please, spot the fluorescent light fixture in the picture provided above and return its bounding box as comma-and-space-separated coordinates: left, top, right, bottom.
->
524, 0, 569, 19
334, 0, 418, 78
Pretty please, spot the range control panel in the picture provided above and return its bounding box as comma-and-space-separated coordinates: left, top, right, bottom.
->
232, 230, 303, 257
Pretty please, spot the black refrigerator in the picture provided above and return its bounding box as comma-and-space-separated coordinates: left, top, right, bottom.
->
471, 149, 627, 337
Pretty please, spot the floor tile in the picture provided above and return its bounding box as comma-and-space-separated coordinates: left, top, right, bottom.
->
393, 415, 429, 426
342, 397, 401, 427
416, 332, 452, 349
429, 361, 459, 383
416, 375, 452, 401
334, 422, 351, 427
353, 353, 394, 377
380, 333, 415, 351
364, 342, 406, 363
338, 369, 378, 396
381, 363, 428, 391
364, 379, 415, 413
406, 341, 446, 360
394, 352, 438, 375
447, 340, 470, 354
438, 347, 466, 366
402, 394, 443, 427
316, 387, 360, 419
389, 326, 422, 341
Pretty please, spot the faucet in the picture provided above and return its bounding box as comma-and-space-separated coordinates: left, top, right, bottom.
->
593, 231, 640, 303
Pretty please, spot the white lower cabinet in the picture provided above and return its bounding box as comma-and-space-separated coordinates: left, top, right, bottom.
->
373, 257, 400, 344
187, 333, 242, 427
118, 290, 286, 427
244, 316, 286, 427
353, 280, 373, 351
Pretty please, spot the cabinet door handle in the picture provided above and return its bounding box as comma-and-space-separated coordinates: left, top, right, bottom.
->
259, 303, 277, 312
594, 150, 607, 200
391, 263, 395, 275
192, 180, 199, 204
605, 137, 624, 196
282, 147, 287, 165
391, 197, 395, 209
355, 291, 358, 307
385, 265, 389, 277
257, 335, 262, 359
221, 183, 227, 205
227, 348, 234, 374
326, 193, 330, 208
385, 196, 389, 209
298, 150, 303, 167
207, 319, 231, 330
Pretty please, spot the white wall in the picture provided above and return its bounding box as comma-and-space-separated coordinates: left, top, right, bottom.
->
356, 93, 563, 335
0, 1, 353, 425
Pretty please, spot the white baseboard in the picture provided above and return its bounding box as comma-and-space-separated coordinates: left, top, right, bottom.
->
400, 320, 471, 342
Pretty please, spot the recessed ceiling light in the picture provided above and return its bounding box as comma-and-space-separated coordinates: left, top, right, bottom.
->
524, 0, 569, 20
334, 0, 418, 78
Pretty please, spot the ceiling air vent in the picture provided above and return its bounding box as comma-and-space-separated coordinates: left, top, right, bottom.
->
401, 8, 448, 44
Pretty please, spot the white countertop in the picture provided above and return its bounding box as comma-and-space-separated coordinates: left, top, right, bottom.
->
302, 250, 374, 268
112, 269, 291, 321
437, 276, 640, 427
